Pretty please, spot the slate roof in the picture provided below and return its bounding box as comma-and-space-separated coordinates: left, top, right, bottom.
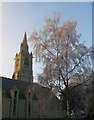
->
1, 77, 59, 102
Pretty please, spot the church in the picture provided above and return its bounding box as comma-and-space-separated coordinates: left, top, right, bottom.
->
0, 33, 64, 119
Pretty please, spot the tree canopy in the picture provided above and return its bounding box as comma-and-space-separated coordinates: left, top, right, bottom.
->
29, 13, 93, 118
29, 13, 91, 90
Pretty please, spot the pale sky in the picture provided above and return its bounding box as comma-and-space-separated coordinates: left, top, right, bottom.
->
0, 2, 92, 81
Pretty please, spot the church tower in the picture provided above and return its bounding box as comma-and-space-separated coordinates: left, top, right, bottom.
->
12, 32, 33, 83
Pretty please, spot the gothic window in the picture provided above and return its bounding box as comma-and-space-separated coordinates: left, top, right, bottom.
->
24, 58, 29, 66
13, 91, 17, 116
10, 87, 19, 117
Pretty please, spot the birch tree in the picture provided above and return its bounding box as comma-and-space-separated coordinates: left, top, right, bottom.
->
29, 13, 91, 118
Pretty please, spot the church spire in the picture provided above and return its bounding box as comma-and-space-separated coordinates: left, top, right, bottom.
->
20, 32, 28, 53
23, 32, 27, 43
12, 32, 33, 83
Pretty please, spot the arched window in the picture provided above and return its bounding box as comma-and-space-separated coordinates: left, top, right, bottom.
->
10, 86, 19, 117
13, 91, 17, 116
25, 90, 39, 118
25, 90, 31, 118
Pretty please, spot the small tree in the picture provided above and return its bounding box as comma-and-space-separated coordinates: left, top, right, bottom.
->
29, 12, 91, 118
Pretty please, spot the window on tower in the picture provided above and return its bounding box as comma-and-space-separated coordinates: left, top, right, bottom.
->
24, 58, 29, 66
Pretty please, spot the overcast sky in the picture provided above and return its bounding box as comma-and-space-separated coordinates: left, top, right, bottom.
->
0, 2, 92, 81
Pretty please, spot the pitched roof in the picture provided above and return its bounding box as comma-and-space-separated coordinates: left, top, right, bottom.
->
1, 77, 59, 102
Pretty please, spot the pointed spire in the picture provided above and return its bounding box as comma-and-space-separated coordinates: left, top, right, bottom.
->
20, 32, 28, 53
23, 32, 27, 43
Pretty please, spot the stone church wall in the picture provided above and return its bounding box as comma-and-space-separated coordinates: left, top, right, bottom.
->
31, 100, 40, 118
2, 98, 10, 118
18, 99, 26, 118
1, 77, 64, 119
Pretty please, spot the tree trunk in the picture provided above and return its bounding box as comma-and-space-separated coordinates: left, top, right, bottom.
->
65, 87, 71, 119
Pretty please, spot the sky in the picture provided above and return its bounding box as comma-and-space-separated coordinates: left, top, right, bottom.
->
0, 0, 93, 2
0, 2, 92, 81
